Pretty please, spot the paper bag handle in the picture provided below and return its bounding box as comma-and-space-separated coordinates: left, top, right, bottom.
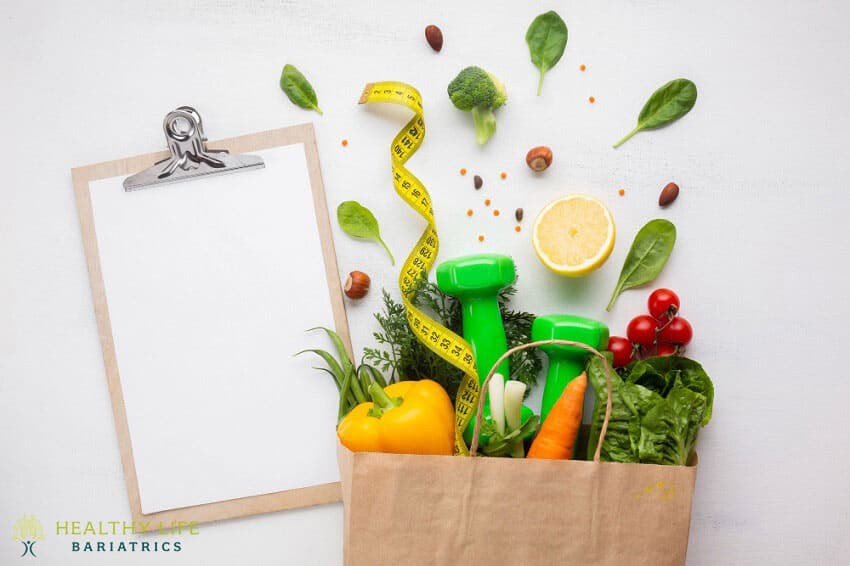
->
468, 339, 614, 463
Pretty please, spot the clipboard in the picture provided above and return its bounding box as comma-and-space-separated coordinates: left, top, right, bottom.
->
72, 108, 349, 524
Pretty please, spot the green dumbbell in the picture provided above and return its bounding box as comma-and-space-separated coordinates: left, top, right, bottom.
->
436, 254, 534, 443
533, 315, 609, 423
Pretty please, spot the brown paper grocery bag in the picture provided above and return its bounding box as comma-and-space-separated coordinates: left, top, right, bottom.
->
338, 340, 699, 566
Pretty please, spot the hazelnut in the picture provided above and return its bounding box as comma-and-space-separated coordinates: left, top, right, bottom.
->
526, 146, 553, 172
344, 271, 371, 299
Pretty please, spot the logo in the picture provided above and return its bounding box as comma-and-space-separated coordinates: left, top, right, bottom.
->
12, 515, 45, 558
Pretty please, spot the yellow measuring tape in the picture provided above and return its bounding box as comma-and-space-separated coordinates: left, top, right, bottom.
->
359, 82, 480, 455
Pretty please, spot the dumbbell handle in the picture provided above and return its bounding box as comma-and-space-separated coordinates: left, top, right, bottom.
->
460, 295, 509, 387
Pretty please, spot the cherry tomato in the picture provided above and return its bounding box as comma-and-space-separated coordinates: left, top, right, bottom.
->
658, 316, 693, 346
656, 343, 678, 357
648, 288, 680, 321
627, 315, 658, 349
607, 336, 634, 368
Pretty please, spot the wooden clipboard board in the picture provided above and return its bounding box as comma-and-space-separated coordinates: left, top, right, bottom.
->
72, 122, 348, 525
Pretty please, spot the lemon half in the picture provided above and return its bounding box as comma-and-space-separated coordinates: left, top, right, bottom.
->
532, 194, 616, 277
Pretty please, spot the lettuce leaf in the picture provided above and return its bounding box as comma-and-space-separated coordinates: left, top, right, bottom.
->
626, 356, 714, 425
637, 382, 706, 465
586, 354, 661, 463
586, 355, 714, 464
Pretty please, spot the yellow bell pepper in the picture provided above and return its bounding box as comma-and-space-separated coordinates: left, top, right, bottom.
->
337, 379, 455, 455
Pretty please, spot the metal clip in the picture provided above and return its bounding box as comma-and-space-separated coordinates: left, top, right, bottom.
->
123, 106, 264, 191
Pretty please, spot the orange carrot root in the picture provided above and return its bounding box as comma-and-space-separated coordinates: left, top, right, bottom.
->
527, 372, 587, 460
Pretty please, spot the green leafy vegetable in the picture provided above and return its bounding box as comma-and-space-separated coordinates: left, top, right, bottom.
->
586, 355, 714, 465
613, 78, 697, 148
586, 353, 658, 462
624, 355, 714, 425
296, 327, 387, 421
280, 64, 323, 115
637, 384, 707, 466
362, 276, 541, 401
479, 415, 540, 457
525, 10, 568, 96
337, 201, 395, 265
447, 66, 508, 144
606, 219, 676, 311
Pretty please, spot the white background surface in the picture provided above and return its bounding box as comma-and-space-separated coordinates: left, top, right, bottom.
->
89, 146, 339, 514
2, 1, 849, 564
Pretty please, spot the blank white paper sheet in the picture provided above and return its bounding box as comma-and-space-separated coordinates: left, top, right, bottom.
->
89, 144, 340, 514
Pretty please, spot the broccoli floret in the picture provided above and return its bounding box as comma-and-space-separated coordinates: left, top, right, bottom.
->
447, 66, 507, 145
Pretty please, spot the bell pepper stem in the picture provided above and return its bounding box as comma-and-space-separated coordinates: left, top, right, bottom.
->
367, 382, 403, 418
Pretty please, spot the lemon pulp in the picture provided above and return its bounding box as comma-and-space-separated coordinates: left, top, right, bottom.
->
532, 194, 615, 277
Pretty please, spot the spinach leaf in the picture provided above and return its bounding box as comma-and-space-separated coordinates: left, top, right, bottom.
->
606, 219, 676, 311
525, 11, 568, 96
613, 78, 697, 148
280, 64, 323, 115
337, 201, 395, 265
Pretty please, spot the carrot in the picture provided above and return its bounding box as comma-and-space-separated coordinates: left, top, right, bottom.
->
527, 372, 587, 460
